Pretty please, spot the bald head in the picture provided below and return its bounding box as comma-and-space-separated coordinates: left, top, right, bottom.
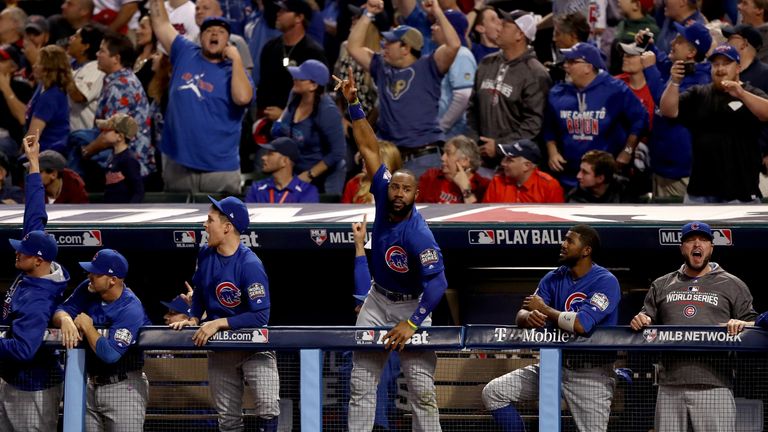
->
61, 0, 94, 27
196, 0, 224, 27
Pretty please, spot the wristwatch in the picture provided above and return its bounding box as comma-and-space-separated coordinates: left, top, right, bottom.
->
362, 7, 375, 19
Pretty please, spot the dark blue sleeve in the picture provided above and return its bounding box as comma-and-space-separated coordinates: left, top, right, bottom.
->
574, 274, 621, 333
756, 311, 768, 328
102, 299, 145, 359
30, 88, 61, 123
623, 86, 649, 136
542, 94, 559, 143
316, 96, 346, 167
535, 271, 556, 305
244, 184, 259, 203
125, 159, 144, 203
650, 44, 672, 82
227, 254, 270, 329
643, 65, 665, 103
370, 164, 390, 221
353, 255, 371, 299
23, 173, 47, 234
406, 230, 444, 278
303, 184, 319, 203
56, 280, 91, 318
0, 286, 53, 361
410, 271, 448, 326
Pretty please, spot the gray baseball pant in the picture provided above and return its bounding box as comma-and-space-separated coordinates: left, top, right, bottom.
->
86, 370, 148, 432
655, 385, 735, 432
0, 379, 62, 432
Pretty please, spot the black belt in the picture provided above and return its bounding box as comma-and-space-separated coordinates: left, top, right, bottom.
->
373, 282, 414, 302
89, 372, 128, 386
399, 145, 440, 161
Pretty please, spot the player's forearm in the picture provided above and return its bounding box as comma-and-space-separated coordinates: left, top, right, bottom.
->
350, 107, 381, 175
410, 272, 448, 326
83, 325, 101, 352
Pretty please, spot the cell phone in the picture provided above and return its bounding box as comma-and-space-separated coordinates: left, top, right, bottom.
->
640, 33, 652, 47
682, 61, 696, 76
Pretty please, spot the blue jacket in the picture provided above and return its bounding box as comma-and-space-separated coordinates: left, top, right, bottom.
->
0, 173, 70, 391
644, 61, 711, 179
544, 71, 648, 188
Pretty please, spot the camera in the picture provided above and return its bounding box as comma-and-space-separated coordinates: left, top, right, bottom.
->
682, 61, 696, 76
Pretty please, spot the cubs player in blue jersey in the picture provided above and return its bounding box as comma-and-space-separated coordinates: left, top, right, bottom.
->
53, 248, 150, 432
336, 70, 449, 431
169, 195, 280, 432
0, 133, 70, 431
482, 224, 621, 432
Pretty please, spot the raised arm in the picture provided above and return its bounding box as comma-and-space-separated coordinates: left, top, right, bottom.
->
223, 45, 253, 106
659, 61, 684, 118
109, 2, 140, 33
427, 0, 460, 74
347, 0, 383, 71
148, 0, 178, 55
21, 133, 48, 234
334, 67, 381, 178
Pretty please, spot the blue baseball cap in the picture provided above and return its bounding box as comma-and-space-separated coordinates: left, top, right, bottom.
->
673, 21, 712, 55
681, 221, 713, 241
708, 43, 741, 63
497, 139, 541, 164
263, 137, 300, 163
9, 230, 58, 262
381, 25, 424, 51
443, 9, 468, 47
208, 195, 249, 234
79, 249, 128, 278
161, 295, 191, 315
562, 42, 606, 71
200, 16, 231, 34
287, 59, 329, 86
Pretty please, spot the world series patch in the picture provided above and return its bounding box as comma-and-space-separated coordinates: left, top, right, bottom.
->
590, 293, 610, 311
420, 248, 439, 265
248, 283, 265, 300
114, 328, 133, 347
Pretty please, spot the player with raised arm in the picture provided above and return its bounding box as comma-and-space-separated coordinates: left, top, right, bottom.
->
336, 69, 449, 432
169, 195, 280, 432
0, 132, 70, 431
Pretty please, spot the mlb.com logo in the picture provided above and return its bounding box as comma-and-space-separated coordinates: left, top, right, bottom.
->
173, 231, 196, 248
658, 228, 733, 246
355, 330, 375, 344
51, 230, 102, 247
468, 230, 495, 244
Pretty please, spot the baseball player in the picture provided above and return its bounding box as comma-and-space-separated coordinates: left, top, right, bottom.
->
630, 221, 758, 432
0, 133, 70, 431
161, 282, 194, 325
169, 196, 280, 432
482, 224, 621, 432
52, 248, 151, 432
337, 70, 450, 432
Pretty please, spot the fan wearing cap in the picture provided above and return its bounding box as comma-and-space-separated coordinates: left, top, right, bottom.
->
738, 0, 768, 62
483, 139, 564, 203
0, 128, 70, 432
149, 0, 253, 195
654, 0, 706, 54
723, 24, 768, 93
631, 221, 758, 431
0, 43, 34, 154
466, 9, 551, 168
432, 9, 477, 139
615, 42, 655, 129
348, 0, 460, 178
543, 42, 648, 189
257, 0, 326, 119
337, 67, 449, 432
21, 15, 50, 68
270, 59, 346, 194
161, 294, 192, 325
245, 136, 320, 203
53, 247, 152, 430
660, 43, 768, 203
639, 21, 711, 85
97, 113, 145, 203
194, 0, 254, 73
36, 148, 89, 204
169, 195, 280, 431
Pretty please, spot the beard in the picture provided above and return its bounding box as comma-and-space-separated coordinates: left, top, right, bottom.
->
558, 253, 579, 268
387, 199, 414, 220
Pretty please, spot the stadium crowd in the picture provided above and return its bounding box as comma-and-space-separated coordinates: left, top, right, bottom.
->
1, 0, 768, 205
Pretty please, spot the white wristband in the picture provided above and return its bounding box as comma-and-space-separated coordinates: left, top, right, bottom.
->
557, 311, 578, 333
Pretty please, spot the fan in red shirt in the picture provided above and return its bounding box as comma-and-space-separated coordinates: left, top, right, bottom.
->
615, 42, 655, 131
417, 135, 489, 204
483, 140, 564, 203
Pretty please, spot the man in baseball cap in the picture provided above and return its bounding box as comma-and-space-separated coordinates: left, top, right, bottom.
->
245, 137, 319, 203
96, 113, 144, 203
562, 42, 606, 71
1, 132, 70, 431
672, 21, 712, 63
498, 9, 537, 43
33, 149, 89, 204
381, 25, 424, 52
208, 195, 250, 233
483, 139, 564, 203
161, 295, 192, 324
722, 24, 768, 92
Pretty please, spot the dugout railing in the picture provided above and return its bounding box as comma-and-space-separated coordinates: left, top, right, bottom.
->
5, 325, 768, 431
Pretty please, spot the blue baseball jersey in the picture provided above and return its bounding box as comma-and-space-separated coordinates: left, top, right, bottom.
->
0, 172, 69, 391
535, 263, 620, 333
57, 281, 150, 377
190, 243, 270, 329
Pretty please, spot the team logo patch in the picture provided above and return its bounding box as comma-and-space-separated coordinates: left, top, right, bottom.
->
683, 305, 697, 318
216, 282, 241, 307
420, 249, 439, 266
564, 292, 587, 311
643, 328, 658, 342
385, 246, 409, 273
248, 283, 265, 300
114, 328, 133, 347
589, 293, 610, 312
310, 229, 327, 246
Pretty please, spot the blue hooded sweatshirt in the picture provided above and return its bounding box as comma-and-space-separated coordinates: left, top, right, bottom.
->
544, 71, 648, 188
643, 59, 711, 179
0, 172, 70, 391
